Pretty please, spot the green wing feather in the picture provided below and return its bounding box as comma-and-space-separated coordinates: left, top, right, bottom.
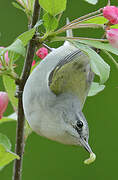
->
49, 50, 94, 107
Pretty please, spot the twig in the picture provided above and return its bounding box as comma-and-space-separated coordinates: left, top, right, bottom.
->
55, 9, 103, 34
62, 8, 103, 29
12, 1, 40, 180
52, 36, 108, 42
57, 12, 63, 22
61, 23, 104, 31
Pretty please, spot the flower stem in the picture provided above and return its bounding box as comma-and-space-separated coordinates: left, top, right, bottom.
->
60, 23, 104, 31
64, 8, 103, 27
52, 36, 108, 42
55, 9, 103, 34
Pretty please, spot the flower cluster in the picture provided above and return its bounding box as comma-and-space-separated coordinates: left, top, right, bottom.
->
103, 6, 118, 48
0, 46, 48, 118
0, 46, 48, 117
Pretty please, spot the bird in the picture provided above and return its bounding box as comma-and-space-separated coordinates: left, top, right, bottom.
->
23, 26, 96, 164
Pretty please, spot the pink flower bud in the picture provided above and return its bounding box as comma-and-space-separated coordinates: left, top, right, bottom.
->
0, 92, 9, 119
36, 47, 48, 59
32, 60, 36, 66
0, 47, 9, 65
106, 29, 118, 48
103, 6, 118, 25
4, 51, 9, 63
17, 0, 24, 6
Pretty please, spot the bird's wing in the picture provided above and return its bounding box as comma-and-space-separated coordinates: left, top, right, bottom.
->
49, 49, 94, 108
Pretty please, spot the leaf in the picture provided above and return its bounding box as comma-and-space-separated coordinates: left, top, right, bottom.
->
111, 24, 118, 29
70, 41, 110, 84
18, 20, 43, 46
0, 144, 19, 169
8, 112, 17, 120
78, 39, 118, 56
39, 0, 67, 16
3, 76, 18, 109
3, 39, 26, 58
24, 121, 32, 140
88, 82, 105, 96
43, 13, 58, 32
0, 133, 19, 169
18, 28, 36, 46
103, 50, 118, 69
0, 134, 11, 150
0, 40, 25, 63
84, 0, 98, 4
0, 117, 15, 124
0, 112, 17, 125
82, 16, 107, 24
12, 2, 24, 12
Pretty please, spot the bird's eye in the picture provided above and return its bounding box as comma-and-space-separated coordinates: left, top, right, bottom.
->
77, 120, 83, 129
74, 120, 83, 134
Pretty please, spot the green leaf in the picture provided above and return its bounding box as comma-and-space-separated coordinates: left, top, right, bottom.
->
83, 16, 107, 24
43, 13, 58, 32
18, 20, 43, 46
84, 0, 98, 4
103, 50, 118, 69
0, 112, 17, 125
0, 144, 19, 169
8, 112, 17, 120
0, 117, 15, 124
88, 82, 105, 96
0, 39, 25, 63
0, 133, 19, 169
3, 76, 18, 109
18, 28, 36, 46
0, 134, 11, 150
71, 41, 110, 84
78, 39, 118, 56
3, 39, 26, 58
24, 121, 32, 140
39, 0, 67, 16
12, 2, 24, 12
111, 24, 118, 29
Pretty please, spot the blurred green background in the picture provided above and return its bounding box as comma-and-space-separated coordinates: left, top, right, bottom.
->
0, 0, 118, 179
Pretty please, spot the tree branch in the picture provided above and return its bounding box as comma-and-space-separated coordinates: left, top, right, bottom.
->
12, 1, 40, 180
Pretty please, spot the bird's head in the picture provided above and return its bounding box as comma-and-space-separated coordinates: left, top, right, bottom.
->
63, 109, 92, 154
56, 94, 92, 154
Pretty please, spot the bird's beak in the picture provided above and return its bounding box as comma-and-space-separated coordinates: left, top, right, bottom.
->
80, 138, 92, 154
